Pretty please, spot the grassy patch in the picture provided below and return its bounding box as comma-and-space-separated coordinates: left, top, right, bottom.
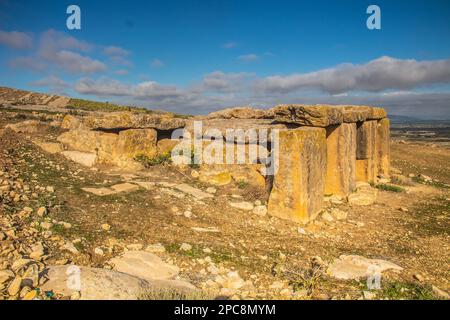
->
407, 197, 450, 236
380, 281, 436, 300
139, 289, 213, 300
237, 180, 249, 189
66, 98, 154, 113
134, 153, 172, 167
412, 176, 450, 189
375, 184, 405, 193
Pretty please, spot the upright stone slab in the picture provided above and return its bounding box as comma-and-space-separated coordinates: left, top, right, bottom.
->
325, 123, 356, 196
376, 118, 390, 177
268, 127, 327, 224
356, 120, 378, 183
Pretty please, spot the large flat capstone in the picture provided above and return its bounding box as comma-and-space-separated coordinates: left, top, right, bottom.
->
269, 104, 344, 127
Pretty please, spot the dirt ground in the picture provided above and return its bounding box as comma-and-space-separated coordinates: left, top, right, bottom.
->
0, 110, 449, 300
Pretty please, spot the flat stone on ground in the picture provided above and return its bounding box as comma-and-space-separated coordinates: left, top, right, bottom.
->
327, 255, 403, 280
108, 251, 179, 281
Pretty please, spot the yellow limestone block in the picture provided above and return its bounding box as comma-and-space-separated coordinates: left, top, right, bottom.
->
325, 123, 356, 196
376, 118, 390, 177
355, 120, 378, 183
268, 127, 327, 224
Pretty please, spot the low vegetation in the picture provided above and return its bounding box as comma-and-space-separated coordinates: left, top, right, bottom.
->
375, 183, 405, 193
134, 153, 172, 167
381, 281, 436, 300
66, 98, 153, 113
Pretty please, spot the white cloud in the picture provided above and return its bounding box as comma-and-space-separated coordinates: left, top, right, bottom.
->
74, 78, 181, 101
29, 75, 68, 88
237, 54, 259, 62
103, 46, 130, 57
8, 56, 45, 71
199, 71, 254, 93
114, 69, 129, 75
255, 56, 450, 94
0, 30, 32, 49
52, 50, 106, 74
150, 58, 165, 68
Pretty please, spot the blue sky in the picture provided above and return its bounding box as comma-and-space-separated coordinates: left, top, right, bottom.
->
1, 0, 450, 118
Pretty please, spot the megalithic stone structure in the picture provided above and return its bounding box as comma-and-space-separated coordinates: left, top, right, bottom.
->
56, 104, 391, 225
267, 104, 390, 224
267, 127, 327, 224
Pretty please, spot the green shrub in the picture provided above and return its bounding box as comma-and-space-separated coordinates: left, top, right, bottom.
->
375, 184, 405, 193
134, 153, 171, 167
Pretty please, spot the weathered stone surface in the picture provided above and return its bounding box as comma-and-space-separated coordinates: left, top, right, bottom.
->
269, 105, 343, 127
174, 183, 214, 200
206, 107, 268, 119
268, 127, 327, 224
81, 112, 186, 130
342, 106, 372, 123
111, 183, 140, 193
347, 182, 378, 206
116, 128, 157, 160
61, 114, 84, 130
33, 141, 64, 154
61, 151, 97, 167
82, 183, 140, 196
58, 128, 156, 169
376, 118, 390, 177
40, 265, 194, 300
369, 107, 387, 120
198, 169, 233, 186
108, 251, 179, 281
327, 255, 402, 280
184, 119, 289, 144
198, 164, 266, 188
157, 138, 179, 156
6, 120, 43, 133
356, 121, 378, 182
58, 129, 118, 158
325, 123, 356, 196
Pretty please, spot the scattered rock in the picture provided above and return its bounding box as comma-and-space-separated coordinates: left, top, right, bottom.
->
94, 247, 105, 256
101, 223, 111, 231
229, 201, 254, 211
40, 265, 194, 300
108, 251, 179, 281
174, 183, 213, 200
36, 206, 47, 217
432, 285, 449, 299
321, 212, 334, 222
206, 187, 217, 194
145, 243, 166, 253
253, 205, 267, 216
330, 208, 348, 220
7, 275, 22, 296
327, 255, 403, 280
180, 243, 192, 251
0, 270, 14, 284
126, 243, 144, 251
413, 274, 424, 282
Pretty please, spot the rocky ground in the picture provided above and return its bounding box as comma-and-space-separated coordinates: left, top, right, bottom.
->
0, 108, 449, 300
